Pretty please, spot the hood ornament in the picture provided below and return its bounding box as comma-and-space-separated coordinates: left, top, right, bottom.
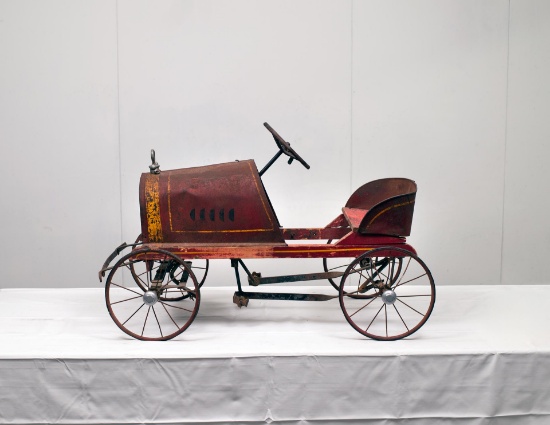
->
149, 149, 160, 174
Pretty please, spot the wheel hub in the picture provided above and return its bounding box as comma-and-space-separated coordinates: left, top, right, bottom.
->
381, 289, 397, 305
143, 290, 158, 306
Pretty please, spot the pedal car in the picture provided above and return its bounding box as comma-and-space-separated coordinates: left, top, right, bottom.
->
99, 123, 435, 341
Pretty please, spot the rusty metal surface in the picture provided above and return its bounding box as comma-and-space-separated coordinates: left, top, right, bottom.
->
344, 178, 416, 236
234, 291, 336, 302
136, 241, 416, 260
139, 160, 285, 245
248, 271, 344, 286
335, 232, 408, 247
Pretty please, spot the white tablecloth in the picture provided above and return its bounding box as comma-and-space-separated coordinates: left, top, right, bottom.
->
0, 285, 549, 424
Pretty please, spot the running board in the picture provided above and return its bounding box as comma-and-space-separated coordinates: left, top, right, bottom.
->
248, 271, 343, 286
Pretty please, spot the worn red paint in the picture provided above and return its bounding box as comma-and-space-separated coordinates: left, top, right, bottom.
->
137, 157, 417, 257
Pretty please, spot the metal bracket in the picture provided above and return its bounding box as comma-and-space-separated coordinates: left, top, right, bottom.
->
248, 272, 262, 286
233, 293, 250, 308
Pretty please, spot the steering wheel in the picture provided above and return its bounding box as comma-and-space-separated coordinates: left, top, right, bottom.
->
264, 122, 310, 170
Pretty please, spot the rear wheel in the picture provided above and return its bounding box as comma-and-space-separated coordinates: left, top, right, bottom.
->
339, 247, 435, 340
105, 248, 200, 341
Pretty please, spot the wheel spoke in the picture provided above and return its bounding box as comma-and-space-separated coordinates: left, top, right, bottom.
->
384, 304, 388, 337
366, 303, 385, 332
394, 273, 427, 288
347, 264, 373, 289
347, 266, 369, 280
171, 268, 184, 280
357, 269, 370, 283
393, 304, 410, 332
152, 306, 163, 338
162, 302, 180, 329
110, 282, 143, 297
110, 294, 142, 305
349, 295, 379, 318
343, 287, 375, 297
122, 303, 145, 326
133, 262, 160, 278
141, 306, 151, 336
125, 264, 149, 289
394, 257, 411, 287
328, 263, 351, 272
159, 301, 194, 313
396, 298, 425, 316
362, 261, 382, 291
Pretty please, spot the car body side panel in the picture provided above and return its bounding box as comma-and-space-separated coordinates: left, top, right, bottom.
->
139, 160, 285, 244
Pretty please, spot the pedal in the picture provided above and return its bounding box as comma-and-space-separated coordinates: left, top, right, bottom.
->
152, 261, 171, 288
153, 260, 191, 286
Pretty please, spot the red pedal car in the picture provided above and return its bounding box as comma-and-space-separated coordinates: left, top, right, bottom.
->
99, 123, 435, 341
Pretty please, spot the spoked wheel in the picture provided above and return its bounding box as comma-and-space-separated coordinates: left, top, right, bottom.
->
105, 248, 201, 341
130, 235, 209, 301
323, 240, 401, 293
339, 247, 435, 340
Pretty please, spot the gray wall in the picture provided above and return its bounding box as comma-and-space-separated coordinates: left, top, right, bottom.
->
1, 0, 549, 288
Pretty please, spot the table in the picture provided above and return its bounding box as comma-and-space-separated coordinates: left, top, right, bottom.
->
1, 285, 549, 424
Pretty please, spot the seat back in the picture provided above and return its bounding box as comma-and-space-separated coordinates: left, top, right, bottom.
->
345, 178, 416, 236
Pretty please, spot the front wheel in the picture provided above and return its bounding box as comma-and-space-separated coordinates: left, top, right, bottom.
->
339, 247, 435, 340
105, 248, 201, 341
